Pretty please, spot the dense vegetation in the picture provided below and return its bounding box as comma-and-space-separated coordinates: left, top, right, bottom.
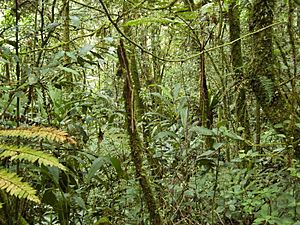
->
0, 0, 300, 224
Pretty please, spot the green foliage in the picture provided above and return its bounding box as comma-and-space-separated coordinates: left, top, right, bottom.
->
0, 127, 76, 145
0, 0, 299, 223
0, 169, 40, 204
124, 17, 181, 26
0, 144, 66, 170
259, 76, 274, 103
0, 127, 74, 205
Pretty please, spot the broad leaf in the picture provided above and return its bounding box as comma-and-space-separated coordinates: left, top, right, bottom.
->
155, 131, 178, 140
190, 126, 215, 136
86, 157, 106, 182
109, 157, 125, 178
58, 66, 80, 76
79, 44, 94, 55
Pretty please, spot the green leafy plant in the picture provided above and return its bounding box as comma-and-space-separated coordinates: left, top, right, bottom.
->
0, 126, 75, 205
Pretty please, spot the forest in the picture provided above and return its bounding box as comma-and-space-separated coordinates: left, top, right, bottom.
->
0, 0, 299, 224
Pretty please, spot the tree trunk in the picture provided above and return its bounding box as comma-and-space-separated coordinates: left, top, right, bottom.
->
117, 40, 163, 225
228, 0, 250, 149
249, 0, 300, 157
62, 0, 72, 84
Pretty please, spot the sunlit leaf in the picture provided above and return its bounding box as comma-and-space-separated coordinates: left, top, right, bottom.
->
70, 16, 81, 27
59, 66, 80, 76
222, 131, 243, 140
189, 126, 215, 136
155, 131, 178, 140
179, 107, 188, 128
93, 217, 110, 225
200, 150, 214, 157
213, 142, 224, 150
79, 44, 94, 55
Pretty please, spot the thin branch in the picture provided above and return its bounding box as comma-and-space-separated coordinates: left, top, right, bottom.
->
98, 0, 285, 62
71, 0, 104, 12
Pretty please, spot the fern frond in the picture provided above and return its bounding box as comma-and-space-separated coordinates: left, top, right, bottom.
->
259, 76, 274, 103
0, 169, 40, 204
0, 145, 67, 170
0, 127, 76, 145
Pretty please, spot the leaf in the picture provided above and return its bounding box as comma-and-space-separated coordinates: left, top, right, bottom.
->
103, 37, 114, 43
222, 130, 243, 140
70, 16, 81, 27
180, 107, 188, 128
58, 66, 80, 76
66, 52, 77, 61
0, 169, 40, 204
172, 83, 181, 99
201, 3, 215, 14
86, 157, 106, 182
93, 217, 110, 225
53, 51, 65, 61
175, 11, 198, 20
0, 127, 76, 145
155, 131, 178, 140
79, 44, 94, 55
159, 85, 173, 100
108, 47, 115, 55
189, 126, 215, 136
200, 150, 215, 157
0, 57, 9, 63
109, 157, 124, 178
45, 22, 60, 31
213, 142, 224, 150
259, 76, 274, 103
42, 189, 58, 207
46, 167, 60, 186
18, 215, 30, 225
28, 73, 38, 85
0, 144, 67, 170
73, 196, 86, 209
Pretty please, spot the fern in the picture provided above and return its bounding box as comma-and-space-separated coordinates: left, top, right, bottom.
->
0, 145, 67, 170
0, 126, 75, 204
259, 76, 274, 103
0, 126, 76, 145
0, 169, 40, 204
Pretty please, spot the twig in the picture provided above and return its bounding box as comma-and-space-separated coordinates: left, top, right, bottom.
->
98, 0, 285, 62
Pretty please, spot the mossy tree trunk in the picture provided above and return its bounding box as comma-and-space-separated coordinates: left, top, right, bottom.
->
62, 0, 72, 85
117, 40, 162, 225
121, 0, 164, 195
249, 0, 300, 157
228, 0, 250, 150
249, 0, 276, 111
199, 42, 213, 148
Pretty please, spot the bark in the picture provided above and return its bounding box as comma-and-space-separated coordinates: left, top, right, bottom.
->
122, 0, 163, 191
117, 40, 162, 225
249, 0, 282, 122
228, 0, 250, 149
249, 0, 300, 157
62, 0, 72, 84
